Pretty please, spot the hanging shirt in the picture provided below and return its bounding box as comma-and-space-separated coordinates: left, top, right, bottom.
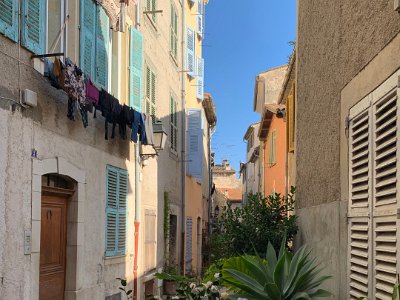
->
143, 114, 154, 146
85, 79, 100, 104
131, 110, 146, 143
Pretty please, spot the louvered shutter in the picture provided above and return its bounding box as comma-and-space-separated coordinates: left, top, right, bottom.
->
151, 70, 156, 121
129, 27, 143, 111
185, 217, 193, 271
348, 103, 372, 299
187, 109, 203, 181
197, 0, 203, 38
106, 166, 119, 256
0, 0, 18, 42
22, 0, 46, 54
106, 165, 127, 257
144, 210, 157, 271
186, 27, 195, 77
95, 6, 109, 89
372, 92, 398, 299
117, 169, 128, 255
80, 0, 96, 78
196, 57, 204, 101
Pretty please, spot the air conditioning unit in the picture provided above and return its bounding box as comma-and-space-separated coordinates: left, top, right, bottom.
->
395, 0, 400, 11
22, 89, 38, 107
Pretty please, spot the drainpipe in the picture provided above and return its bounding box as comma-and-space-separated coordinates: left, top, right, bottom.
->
133, 1, 141, 299
207, 125, 212, 236
180, 0, 187, 275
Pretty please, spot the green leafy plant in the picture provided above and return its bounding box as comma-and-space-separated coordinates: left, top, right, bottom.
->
211, 188, 298, 261
221, 240, 332, 299
116, 278, 133, 299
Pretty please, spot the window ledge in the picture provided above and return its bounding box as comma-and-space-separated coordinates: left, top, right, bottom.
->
104, 255, 127, 266
169, 149, 179, 160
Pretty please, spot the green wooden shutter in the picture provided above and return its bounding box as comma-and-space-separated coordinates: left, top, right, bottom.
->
106, 166, 118, 257
95, 6, 109, 89
22, 0, 46, 54
117, 169, 128, 255
185, 217, 193, 272
186, 27, 195, 77
80, 0, 96, 78
129, 27, 143, 111
196, 57, 204, 101
0, 0, 18, 42
106, 165, 128, 257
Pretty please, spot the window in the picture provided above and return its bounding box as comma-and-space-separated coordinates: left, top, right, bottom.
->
247, 133, 254, 152
48, 0, 66, 54
129, 27, 144, 111
347, 73, 399, 299
187, 109, 203, 181
80, 0, 110, 89
144, 210, 156, 272
170, 3, 178, 60
287, 82, 295, 152
196, 57, 204, 100
170, 96, 178, 152
197, 0, 204, 39
105, 165, 128, 257
146, 0, 157, 23
0, 0, 19, 42
1, 0, 65, 54
186, 27, 195, 78
269, 130, 276, 166
185, 217, 193, 272
145, 66, 156, 122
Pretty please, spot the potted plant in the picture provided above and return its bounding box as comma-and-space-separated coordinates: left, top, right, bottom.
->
160, 264, 180, 295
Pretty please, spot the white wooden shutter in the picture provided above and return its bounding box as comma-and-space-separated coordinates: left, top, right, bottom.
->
372, 91, 398, 299
186, 27, 195, 78
144, 210, 157, 272
196, 57, 204, 101
348, 74, 400, 299
187, 109, 203, 181
348, 101, 372, 299
185, 217, 193, 271
197, 0, 203, 38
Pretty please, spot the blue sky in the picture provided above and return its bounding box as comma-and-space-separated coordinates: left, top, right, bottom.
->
203, 0, 296, 175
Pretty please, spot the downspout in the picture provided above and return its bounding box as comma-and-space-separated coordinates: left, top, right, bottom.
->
180, 0, 187, 275
207, 125, 212, 236
133, 1, 141, 299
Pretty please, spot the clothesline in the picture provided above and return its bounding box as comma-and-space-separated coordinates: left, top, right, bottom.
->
43, 56, 154, 146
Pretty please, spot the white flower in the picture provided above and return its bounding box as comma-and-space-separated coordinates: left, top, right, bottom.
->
214, 273, 221, 278
192, 287, 201, 295
210, 285, 219, 293
190, 282, 197, 289
172, 296, 179, 299
204, 281, 212, 288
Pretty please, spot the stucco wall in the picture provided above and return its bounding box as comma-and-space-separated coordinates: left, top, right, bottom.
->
0, 37, 137, 300
263, 116, 286, 196
296, 0, 400, 297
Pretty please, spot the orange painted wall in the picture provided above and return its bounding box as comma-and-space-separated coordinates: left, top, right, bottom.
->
263, 116, 286, 196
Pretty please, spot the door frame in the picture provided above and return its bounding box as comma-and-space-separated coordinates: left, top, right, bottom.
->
32, 157, 87, 300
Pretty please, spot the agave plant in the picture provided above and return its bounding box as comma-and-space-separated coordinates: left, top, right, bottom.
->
221, 241, 332, 299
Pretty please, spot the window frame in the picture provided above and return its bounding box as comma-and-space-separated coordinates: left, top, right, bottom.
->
145, 64, 157, 122
144, 209, 157, 272
170, 2, 178, 60
170, 95, 178, 152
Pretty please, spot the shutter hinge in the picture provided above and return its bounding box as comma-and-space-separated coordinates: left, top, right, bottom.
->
345, 116, 350, 138
398, 75, 400, 88
345, 212, 349, 224
397, 208, 400, 219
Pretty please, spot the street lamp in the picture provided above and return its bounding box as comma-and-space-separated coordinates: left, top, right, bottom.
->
152, 121, 168, 151
140, 120, 168, 160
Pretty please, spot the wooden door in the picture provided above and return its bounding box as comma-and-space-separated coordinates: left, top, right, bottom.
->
39, 194, 68, 300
